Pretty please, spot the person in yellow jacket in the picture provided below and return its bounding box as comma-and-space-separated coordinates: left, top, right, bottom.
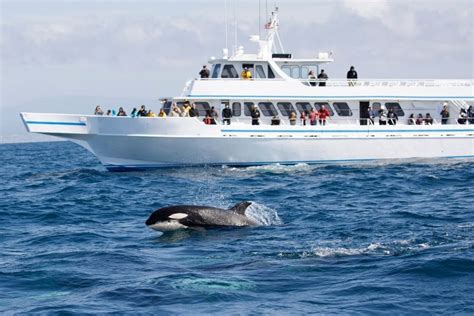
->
241, 67, 252, 79
158, 109, 167, 117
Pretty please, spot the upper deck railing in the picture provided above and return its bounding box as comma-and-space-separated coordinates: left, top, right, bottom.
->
193, 78, 474, 88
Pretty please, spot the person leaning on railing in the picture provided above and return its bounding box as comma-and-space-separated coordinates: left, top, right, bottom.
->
468, 105, 474, 124
241, 67, 252, 80
317, 70, 328, 86
440, 103, 450, 125
347, 66, 358, 86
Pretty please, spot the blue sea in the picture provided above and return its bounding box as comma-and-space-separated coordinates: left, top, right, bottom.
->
1, 141, 473, 314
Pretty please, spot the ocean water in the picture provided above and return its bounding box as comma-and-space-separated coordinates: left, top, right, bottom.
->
1, 141, 473, 314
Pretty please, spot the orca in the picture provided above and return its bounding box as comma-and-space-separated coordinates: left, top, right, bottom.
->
145, 201, 258, 232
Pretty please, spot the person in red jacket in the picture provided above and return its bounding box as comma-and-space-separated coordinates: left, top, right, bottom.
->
319, 105, 330, 125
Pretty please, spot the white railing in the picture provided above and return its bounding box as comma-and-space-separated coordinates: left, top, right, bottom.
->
194, 77, 474, 88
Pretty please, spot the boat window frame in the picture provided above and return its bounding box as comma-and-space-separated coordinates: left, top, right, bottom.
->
276, 102, 296, 117
258, 102, 278, 117
221, 64, 239, 79
385, 102, 405, 117
194, 101, 211, 116
255, 65, 266, 78
232, 102, 241, 117
243, 102, 255, 116
162, 101, 172, 115
314, 102, 335, 116
211, 64, 221, 78
333, 102, 353, 117
268, 65, 275, 79
295, 102, 313, 114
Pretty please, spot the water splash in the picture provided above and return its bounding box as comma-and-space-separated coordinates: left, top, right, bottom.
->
245, 202, 283, 226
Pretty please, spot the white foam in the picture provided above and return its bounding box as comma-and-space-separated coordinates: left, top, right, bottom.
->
244, 202, 282, 226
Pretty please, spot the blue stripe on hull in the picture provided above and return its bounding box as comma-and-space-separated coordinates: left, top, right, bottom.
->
25, 121, 86, 126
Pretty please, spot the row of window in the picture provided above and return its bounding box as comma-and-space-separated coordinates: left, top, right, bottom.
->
164, 101, 405, 118
211, 64, 276, 79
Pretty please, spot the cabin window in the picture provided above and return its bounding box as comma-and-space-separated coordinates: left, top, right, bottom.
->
232, 102, 241, 117
162, 101, 172, 115
255, 65, 266, 78
372, 102, 382, 112
314, 102, 335, 116
258, 102, 278, 116
194, 102, 211, 116
295, 102, 313, 114
333, 102, 353, 116
385, 102, 405, 116
221, 64, 239, 78
211, 64, 221, 78
244, 102, 255, 116
277, 102, 296, 116
268, 65, 275, 79
282, 65, 300, 79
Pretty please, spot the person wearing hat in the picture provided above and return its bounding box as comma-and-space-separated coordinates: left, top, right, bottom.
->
241, 67, 252, 80
199, 65, 210, 79
347, 66, 358, 86
222, 104, 232, 125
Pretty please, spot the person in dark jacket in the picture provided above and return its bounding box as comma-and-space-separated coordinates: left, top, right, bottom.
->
189, 103, 198, 117
440, 103, 450, 124
387, 108, 398, 125
317, 69, 328, 86
222, 104, 232, 125
250, 105, 260, 125
199, 65, 210, 79
347, 66, 358, 86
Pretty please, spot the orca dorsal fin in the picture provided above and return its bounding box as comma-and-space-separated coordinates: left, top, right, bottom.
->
229, 201, 252, 215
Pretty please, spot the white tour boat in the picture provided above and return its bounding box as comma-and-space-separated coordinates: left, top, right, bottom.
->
21, 8, 474, 170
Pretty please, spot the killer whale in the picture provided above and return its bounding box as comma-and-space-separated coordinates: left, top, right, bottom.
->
145, 201, 258, 232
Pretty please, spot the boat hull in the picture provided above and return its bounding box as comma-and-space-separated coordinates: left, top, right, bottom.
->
20, 113, 474, 170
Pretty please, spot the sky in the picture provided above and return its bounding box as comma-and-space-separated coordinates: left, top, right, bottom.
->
1, 0, 473, 142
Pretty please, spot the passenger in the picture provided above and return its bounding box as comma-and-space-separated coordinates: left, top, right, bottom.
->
367, 106, 376, 125
319, 105, 330, 125
308, 70, 317, 87
289, 111, 297, 125
111, 109, 116, 116
241, 67, 252, 80
222, 104, 232, 125
203, 114, 213, 125
271, 115, 280, 125
250, 105, 260, 125
378, 106, 387, 125
199, 65, 210, 79
146, 110, 155, 117
317, 69, 328, 86
387, 108, 398, 125
408, 113, 416, 125
189, 103, 198, 117
309, 108, 318, 126
182, 102, 191, 117
300, 110, 307, 126
346, 66, 358, 86
117, 107, 127, 116
424, 113, 433, 125
130, 108, 137, 117
106, 110, 112, 116
416, 113, 424, 125
137, 105, 147, 117
210, 106, 218, 119
440, 103, 450, 125
467, 105, 474, 124
457, 108, 468, 124
170, 103, 182, 117
94, 105, 104, 115
158, 109, 167, 117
